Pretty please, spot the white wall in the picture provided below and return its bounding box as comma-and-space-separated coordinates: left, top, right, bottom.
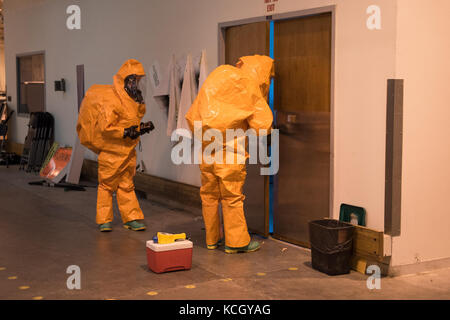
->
4, 0, 205, 186
392, 0, 450, 266
145, 0, 397, 235
146, 0, 397, 235
4, 0, 397, 234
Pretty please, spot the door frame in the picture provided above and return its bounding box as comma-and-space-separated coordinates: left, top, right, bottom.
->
218, 5, 336, 240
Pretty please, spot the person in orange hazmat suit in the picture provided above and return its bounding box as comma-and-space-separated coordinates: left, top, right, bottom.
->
77, 59, 154, 232
185, 55, 274, 253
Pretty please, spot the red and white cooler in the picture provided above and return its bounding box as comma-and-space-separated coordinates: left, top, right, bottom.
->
146, 240, 193, 274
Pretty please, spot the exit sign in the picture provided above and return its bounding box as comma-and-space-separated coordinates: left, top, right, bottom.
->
264, 0, 279, 13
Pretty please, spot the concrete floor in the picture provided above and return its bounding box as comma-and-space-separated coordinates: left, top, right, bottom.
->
0, 166, 449, 300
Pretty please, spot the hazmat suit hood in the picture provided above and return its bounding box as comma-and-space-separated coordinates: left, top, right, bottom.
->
113, 59, 146, 112
237, 55, 274, 98
186, 54, 274, 135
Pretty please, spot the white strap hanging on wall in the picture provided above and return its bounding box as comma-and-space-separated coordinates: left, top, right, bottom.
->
150, 60, 164, 94
153, 60, 170, 97
166, 54, 181, 136
198, 49, 208, 90
176, 53, 197, 137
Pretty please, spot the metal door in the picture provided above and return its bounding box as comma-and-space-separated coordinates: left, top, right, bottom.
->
273, 13, 332, 247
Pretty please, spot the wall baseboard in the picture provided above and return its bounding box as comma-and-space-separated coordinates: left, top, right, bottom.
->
5, 141, 24, 155
81, 159, 202, 211
388, 257, 450, 278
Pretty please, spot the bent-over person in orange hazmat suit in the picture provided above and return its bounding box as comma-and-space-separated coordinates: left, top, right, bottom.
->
77, 59, 154, 232
186, 55, 274, 253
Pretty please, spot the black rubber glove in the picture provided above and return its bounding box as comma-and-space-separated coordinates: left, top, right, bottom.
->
140, 121, 155, 135
123, 125, 140, 140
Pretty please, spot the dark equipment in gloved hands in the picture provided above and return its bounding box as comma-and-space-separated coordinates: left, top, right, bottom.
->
140, 121, 155, 135
123, 125, 140, 140
124, 121, 155, 140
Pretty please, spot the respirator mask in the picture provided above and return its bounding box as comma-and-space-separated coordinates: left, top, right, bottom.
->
124, 74, 147, 104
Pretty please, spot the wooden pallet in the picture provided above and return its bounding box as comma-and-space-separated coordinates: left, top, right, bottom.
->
351, 224, 391, 276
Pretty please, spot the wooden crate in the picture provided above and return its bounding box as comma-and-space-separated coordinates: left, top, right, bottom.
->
351, 225, 391, 276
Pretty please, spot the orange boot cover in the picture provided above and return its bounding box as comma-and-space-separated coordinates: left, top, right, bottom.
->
116, 162, 144, 223
200, 165, 221, 247
96, 184, 114, 225
96, 151, 143, 224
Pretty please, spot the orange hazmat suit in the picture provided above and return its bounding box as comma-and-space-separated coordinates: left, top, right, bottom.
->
77, 59, 146, 225
186, 55, 274, 248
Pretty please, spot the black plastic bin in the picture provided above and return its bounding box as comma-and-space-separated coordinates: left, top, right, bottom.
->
309, 219, 355, 276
